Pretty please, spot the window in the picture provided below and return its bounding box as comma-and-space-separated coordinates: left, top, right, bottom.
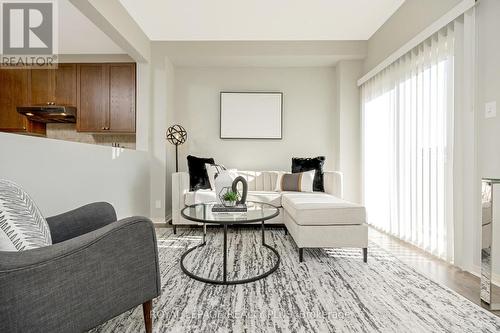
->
362, 26, 455, 261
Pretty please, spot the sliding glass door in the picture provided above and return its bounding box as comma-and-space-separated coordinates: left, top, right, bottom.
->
362, 26, 455, 262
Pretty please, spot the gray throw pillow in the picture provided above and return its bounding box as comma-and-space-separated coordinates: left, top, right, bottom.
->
275, 170, 315, 192
0, 179, 52, 251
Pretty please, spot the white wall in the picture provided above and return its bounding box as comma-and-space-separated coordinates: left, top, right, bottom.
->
336, 60, 364, 203
59, 0, 124, 54
135, 62, 152, 152
166, 66, 337, 210
147, 41, 369, 220
148, 50, 176, 221
151, 41, 367, 68
477, 0, 500, 277
70, 0, 151, 62
149, 44, 370, 217
477, 0, 500, 179
0, 132, 150, 219
174, 66, 336, 169
164, 59, 176, 220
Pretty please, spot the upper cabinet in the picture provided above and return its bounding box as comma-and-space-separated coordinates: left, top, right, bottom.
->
54, 64, 77, 106
109, 64, 136, 133
29, 69, 53, 106
0, 62, 135, 136
77, 63, 136, 133
77, 64, 109, 132
0, 68, 46, 136
29, 64, 77, 106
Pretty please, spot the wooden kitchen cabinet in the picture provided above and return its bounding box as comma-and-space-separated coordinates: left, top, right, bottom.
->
29, 69, 53, 105
0, 62, 135, 136
77, 64, 109, 132
0, 68, 46, 136
77, 63, 136, 133
29, 64, 77, 106
109, 64, 136, 132
54, 64, 77, 106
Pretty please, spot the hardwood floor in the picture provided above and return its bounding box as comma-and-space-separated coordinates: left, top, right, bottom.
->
369, 227, 500, 317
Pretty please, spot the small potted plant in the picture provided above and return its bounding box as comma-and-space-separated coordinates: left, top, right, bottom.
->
222, 191, 238, 207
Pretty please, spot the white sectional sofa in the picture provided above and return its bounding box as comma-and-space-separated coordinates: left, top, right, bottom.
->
172, 170, 368, 262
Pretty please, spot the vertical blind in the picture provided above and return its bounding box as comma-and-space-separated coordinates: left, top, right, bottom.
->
362, 24, 455, 262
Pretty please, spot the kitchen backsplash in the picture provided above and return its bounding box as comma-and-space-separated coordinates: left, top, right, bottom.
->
46, 124, 136, 149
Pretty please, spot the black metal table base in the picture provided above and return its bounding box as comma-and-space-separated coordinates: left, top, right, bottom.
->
180, 221, 280, 285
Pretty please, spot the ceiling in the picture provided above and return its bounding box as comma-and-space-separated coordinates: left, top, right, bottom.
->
119, 0, 405, 41
59, 0, 123, 54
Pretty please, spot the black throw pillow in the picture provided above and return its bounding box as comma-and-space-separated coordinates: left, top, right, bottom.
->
187, 155, 215, 191
291, 156, 325, 192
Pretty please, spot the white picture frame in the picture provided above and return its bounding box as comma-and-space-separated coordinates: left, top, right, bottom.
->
220, 92, 283, 139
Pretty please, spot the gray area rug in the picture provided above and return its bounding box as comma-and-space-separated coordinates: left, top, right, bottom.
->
92, 227, 500, 332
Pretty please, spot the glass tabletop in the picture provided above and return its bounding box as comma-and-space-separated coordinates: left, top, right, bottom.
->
181, 201, 279, 224
482, 178, 500, 184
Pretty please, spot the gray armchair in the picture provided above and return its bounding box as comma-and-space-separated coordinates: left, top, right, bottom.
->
0, 202, 161, 333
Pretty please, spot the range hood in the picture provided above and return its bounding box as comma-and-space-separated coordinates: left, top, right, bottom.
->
17, 105, 77, 123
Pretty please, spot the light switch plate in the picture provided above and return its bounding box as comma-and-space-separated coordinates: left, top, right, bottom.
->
485, 101, 497, 119
155, 200, 162, 209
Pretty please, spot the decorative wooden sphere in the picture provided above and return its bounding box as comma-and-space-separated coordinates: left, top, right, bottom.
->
166, 124, 187, 146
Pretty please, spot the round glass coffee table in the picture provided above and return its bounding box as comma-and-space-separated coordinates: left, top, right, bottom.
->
180, 201, 280, 285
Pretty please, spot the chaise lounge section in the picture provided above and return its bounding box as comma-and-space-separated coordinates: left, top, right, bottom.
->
282, 193, 367, 262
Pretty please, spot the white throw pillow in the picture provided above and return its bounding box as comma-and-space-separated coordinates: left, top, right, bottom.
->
0, 179, 52, 251
205, 164, 238, 191
275, 170, 315, 193
205, 163, 226, 190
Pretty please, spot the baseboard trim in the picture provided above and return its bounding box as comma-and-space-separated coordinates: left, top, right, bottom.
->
151, 215, 171, 228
